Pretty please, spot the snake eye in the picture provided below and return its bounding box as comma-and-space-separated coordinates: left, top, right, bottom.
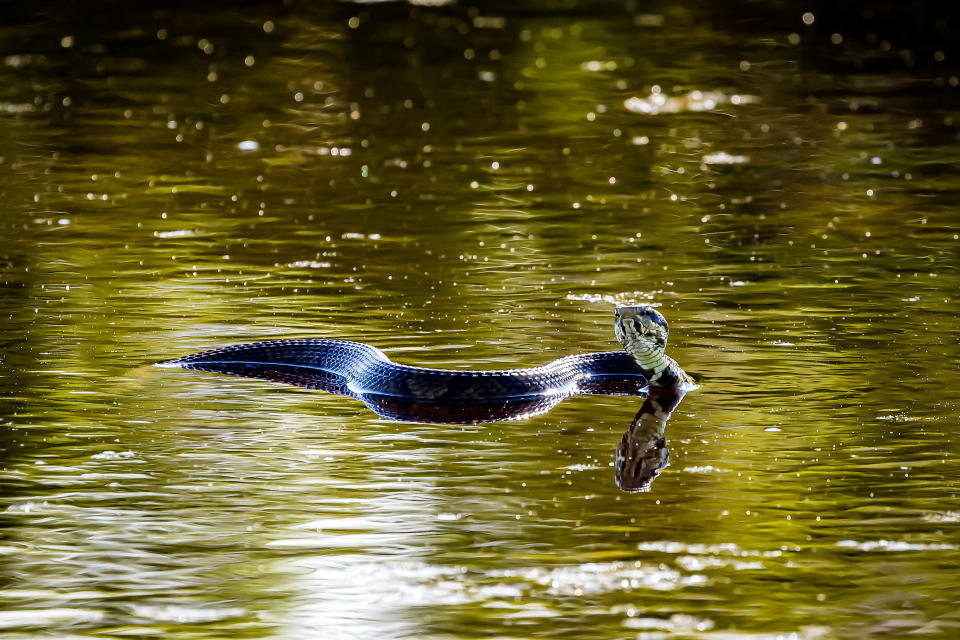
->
642, 307, 668, 329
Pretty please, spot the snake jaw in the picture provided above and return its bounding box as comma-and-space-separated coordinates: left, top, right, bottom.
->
615, 305, 668, 347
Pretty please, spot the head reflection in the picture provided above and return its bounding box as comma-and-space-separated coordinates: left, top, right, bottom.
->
615, 388, 686, 492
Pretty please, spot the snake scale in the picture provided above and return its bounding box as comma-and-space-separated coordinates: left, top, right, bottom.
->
157, 305, 694, 410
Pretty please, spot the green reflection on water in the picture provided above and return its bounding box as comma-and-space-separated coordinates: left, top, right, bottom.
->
0, 1, 959, 638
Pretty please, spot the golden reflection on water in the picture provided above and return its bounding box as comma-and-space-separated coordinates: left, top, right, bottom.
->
0, 1, 959, 638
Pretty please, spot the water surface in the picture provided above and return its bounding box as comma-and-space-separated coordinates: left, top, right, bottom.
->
1, 2, 959, 638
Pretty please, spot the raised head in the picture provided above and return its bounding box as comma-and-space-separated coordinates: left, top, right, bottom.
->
615, 305, 694, 389
615, 305, 669, 372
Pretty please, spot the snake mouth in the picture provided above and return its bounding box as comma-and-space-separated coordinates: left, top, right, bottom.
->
615, 305, 660, 336
634, 313, 658, 336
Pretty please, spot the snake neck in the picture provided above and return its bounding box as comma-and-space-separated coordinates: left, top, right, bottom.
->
622, 336, 669, 381
627, 347, 693, 389
653, 356, 695, 389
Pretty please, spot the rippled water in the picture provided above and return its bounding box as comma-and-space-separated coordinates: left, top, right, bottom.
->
1, 2, 959, 638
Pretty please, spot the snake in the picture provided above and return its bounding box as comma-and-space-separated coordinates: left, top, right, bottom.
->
157, 305, 694, 409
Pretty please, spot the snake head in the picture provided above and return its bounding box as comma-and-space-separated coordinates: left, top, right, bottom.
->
614, 305, 669, 355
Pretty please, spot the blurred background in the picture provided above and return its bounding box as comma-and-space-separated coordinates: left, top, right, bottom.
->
0, 1, 958, 638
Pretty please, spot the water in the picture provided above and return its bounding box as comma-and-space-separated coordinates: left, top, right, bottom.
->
1, 2, 959, 637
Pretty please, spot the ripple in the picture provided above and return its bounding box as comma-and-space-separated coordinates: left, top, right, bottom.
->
835, 539, 958, 552
635, 541, 786, 558
492, 562, 706, 594
153, 229, 199, 239
341, 232, 381, 240
703, 152, 750, 165
682, 465, 726, 474
566, 291, 661, 305
0, 102, 36, 114
622, 613, 714, 632
286, 260, 332, 269
624, 90, 756, 115
0, 608, 104, 630
924, 511, 960, 523
130, 604, 245, 624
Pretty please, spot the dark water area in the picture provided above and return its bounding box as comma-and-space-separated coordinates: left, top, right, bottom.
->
1, 1, 959, 637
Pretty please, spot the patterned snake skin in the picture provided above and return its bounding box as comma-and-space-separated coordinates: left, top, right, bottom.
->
158, 339, 649, 409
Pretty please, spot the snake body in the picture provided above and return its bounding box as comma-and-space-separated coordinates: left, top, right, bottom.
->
158, 306, 694, 420
159, 339, 648, 402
